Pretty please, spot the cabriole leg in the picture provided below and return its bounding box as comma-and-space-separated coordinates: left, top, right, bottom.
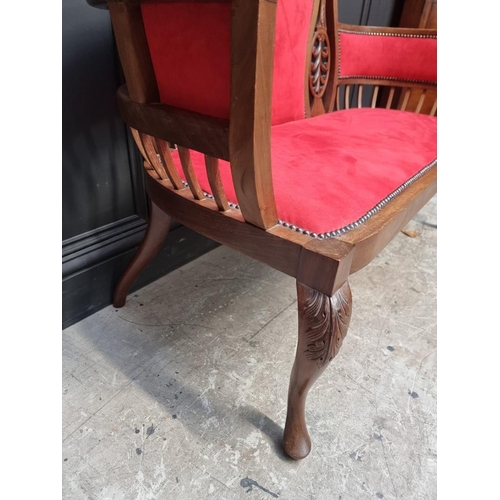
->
283, 281, 352, 459
113, 201, 172, 307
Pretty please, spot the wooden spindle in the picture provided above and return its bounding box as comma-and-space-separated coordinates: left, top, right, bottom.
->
400, 88, 411, 111
371, 85, 380, 108
336, 86, 340, 110
155, 138, 184, 189
415, 89, 427, 113
357, 85, 363, 108
205, 156, 229, 211
140, 133, 168, 179
178, 147, 205, 200
386, 87, 395, 109
130, 128, 148, 161
345, 85, 350, 109
430, 98, 437, 117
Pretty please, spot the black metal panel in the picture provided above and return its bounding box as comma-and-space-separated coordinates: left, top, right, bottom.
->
338, 0, 369, 24
366, 0, 403, 27
62, 226, 219, 329
338, 0, 402, 25
62, 0, 143, 240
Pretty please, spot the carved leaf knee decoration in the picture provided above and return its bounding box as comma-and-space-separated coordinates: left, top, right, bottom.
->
299, 281, 352, 368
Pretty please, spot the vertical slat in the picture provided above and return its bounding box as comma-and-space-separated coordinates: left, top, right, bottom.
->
430, 98, 437, 117
357, 85, 363, 108
205, 156, 230, 211
371, 85, 379, 108
336, 86, 340, 110
386, 87, 395, 109
400, 88, 411, 111
155, 138, 184, 189
415, 89, 427, 113
345, 84, 350, 109
140, 133, 167, 179
177, 147, 205, 200
130, 128, 148, 160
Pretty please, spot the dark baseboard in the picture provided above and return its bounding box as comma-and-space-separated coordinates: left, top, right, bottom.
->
62, 218, 219, 329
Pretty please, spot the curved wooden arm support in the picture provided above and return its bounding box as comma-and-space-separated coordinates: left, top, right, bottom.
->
117, 86, 230, 160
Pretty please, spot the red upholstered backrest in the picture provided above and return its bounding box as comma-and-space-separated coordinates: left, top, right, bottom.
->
140, 3, 231, 119
338, 30, 437, 84
140, 0, 313, 124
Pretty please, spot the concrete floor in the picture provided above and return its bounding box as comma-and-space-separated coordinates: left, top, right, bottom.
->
62, 196, 437, 500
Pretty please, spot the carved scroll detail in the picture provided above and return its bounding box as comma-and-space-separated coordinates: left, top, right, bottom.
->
301, 281, 352, 367
309, 0, 330, 99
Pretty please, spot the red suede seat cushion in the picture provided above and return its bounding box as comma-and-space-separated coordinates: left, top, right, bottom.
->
171, 108, 437, 237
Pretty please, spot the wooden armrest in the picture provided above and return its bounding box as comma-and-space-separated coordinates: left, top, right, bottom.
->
337, 23, 436, 37
117, 85, 230, 160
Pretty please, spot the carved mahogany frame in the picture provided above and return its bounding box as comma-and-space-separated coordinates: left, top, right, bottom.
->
90, 0, 437, 459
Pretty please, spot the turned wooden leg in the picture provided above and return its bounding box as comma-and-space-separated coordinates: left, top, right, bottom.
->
113, 201, 172, 308
283, 281, 352, 459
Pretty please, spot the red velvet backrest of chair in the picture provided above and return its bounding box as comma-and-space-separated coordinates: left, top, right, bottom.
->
140, 0, 313, 125
337, 29, 437, 84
